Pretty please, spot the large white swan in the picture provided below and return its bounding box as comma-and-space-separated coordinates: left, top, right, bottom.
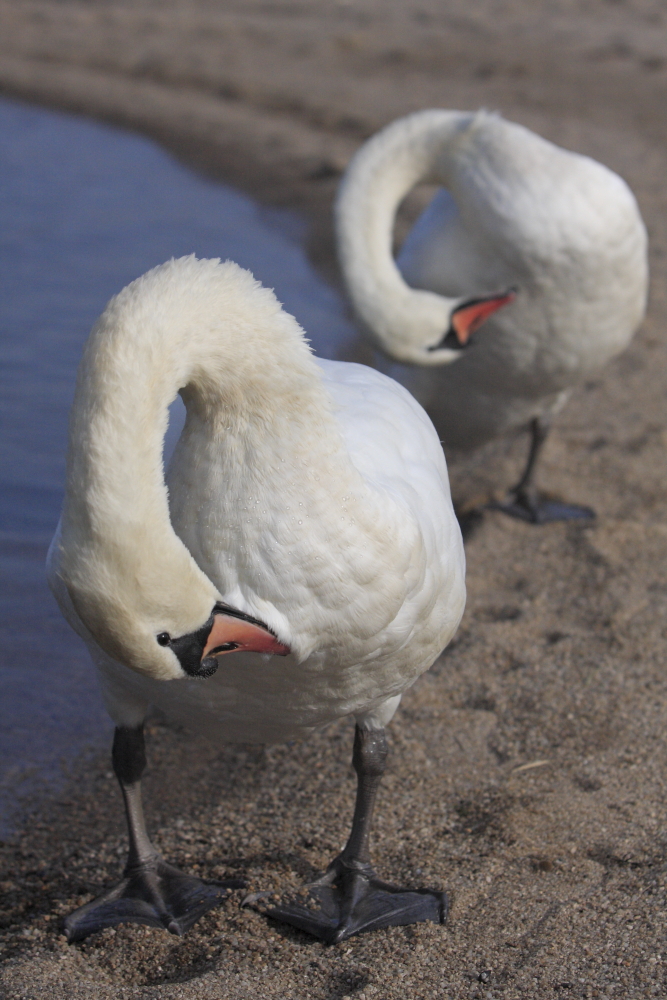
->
47, 255, 465, 944
336, 109, 648, 522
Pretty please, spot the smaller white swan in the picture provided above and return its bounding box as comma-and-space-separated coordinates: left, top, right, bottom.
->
47, 256, 465, 943
336, 109, 649, 522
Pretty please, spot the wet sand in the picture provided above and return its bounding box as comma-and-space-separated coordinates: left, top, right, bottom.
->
1, 2, 667, 997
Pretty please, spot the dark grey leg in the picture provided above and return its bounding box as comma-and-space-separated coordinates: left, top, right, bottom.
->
338, 726, 387, 868
511, 415, 551, 500
491, 415, 595, 524
63, 725, 243, 943
113, 726, 157, 871
246, 725, 447, 943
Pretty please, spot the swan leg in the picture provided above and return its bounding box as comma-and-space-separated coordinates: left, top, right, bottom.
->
245, 725, 447, 943
492, 416, 595, 524
63, 725, 243, 942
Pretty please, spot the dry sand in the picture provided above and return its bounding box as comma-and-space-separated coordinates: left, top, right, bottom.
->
1, 2, 667, 998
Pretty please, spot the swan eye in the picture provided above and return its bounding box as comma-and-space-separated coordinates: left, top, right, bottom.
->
156, 632, 171, 647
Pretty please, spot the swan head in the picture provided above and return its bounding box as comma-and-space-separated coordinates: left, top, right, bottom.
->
379, 286, 516, 366
155, 603, 291, 678
58, 541, 291, 683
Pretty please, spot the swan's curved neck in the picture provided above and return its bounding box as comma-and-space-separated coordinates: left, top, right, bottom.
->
56, 258, 344, 674
336, 109, 477, 364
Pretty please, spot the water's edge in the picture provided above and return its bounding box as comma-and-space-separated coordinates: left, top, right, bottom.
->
0, 96, 359, 837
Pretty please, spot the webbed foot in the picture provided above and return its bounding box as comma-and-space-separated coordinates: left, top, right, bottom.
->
245, 858, 447, 944
490, 491, 595, 524
64, 856, 244, 942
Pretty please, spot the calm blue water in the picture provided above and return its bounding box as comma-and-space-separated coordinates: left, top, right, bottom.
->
0, 97, 357, 835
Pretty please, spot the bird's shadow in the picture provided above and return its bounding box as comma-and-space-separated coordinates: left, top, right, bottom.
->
455, 504, 486, 542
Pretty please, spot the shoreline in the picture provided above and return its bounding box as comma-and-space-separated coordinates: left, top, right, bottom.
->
2, 3, 667, 998
2, 1, 667, 281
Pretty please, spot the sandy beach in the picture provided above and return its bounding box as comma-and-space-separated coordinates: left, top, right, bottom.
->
1, 2, 667, 998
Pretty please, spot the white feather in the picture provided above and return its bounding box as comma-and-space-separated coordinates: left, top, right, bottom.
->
335, 109, 648, 452
47, 256, 465, 744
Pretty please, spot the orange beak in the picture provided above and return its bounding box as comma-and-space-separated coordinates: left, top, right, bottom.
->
450, 288, 517, 346
202, 612, 290, 662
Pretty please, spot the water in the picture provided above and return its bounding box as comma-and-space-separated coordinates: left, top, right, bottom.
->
0, 96, 358, 835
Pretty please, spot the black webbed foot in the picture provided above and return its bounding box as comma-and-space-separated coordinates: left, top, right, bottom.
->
245, 858, 447, 944
490, 490, 595, 524
64, 856, 244, 942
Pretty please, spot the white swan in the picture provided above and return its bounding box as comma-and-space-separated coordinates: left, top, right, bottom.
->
336, 109, 648, 522
47, 255, 465, 944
